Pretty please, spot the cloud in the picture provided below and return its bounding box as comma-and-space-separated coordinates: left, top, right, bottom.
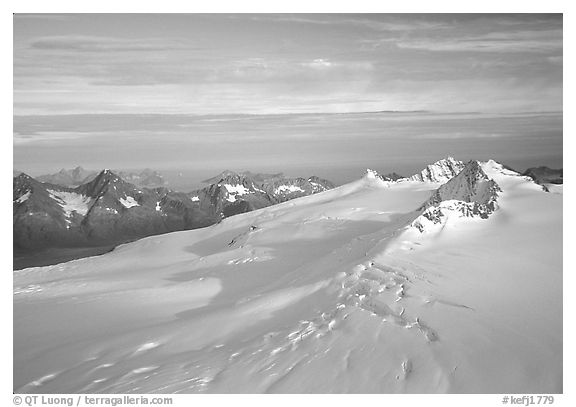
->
394, 29, 562, 53
13, 131, 89, 145
205, 58, 373, 87
301, 59, 334, 69
547, 56, 563, 65
14, 14, 73, 21
231, 14, 449, 32
29, 35, 188, 52
411, 132, 508, 140
13, 14, 562, 116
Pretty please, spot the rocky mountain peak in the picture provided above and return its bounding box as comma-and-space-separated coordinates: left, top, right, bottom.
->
408, 156, 465, 183
217, 173, 254, 187
13, 173, 37, 200
381, 172, 404, 181
423, 160, 501, 212
412, 160, 502, 232
14, 172, 33, 183
78, 169, 132, 200
307, 176, 335, 192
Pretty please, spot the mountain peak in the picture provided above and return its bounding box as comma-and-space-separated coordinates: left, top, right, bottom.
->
14, 172, 33, 182
365, 168, 380, 180
408, 157, 465, 183
97, 169, 120, 181
78, 169, 129, 199
202, 170, 239, 184
425, 160, 500, 209
217, 173, 254, 186
412, 160, 502, 232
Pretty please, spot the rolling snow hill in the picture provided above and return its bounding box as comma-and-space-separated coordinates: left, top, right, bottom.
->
13, 160, 562, 393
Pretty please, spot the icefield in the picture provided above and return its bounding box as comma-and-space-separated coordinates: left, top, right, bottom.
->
13, 161, 562, 393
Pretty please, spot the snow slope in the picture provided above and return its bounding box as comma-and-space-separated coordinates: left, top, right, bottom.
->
13, 162, 562, 394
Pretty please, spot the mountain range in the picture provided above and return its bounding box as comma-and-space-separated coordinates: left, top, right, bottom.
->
36, 167, 168, 188
523, 166, 563, 186
13, 159, 561, 267
202, 170, 286, 185
13, 169, 334, 256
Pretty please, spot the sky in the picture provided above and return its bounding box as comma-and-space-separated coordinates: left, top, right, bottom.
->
13, 14, 563, 183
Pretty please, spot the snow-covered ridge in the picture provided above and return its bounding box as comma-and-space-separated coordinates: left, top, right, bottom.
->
411, 160, 501, 232
405, 157, 465, 183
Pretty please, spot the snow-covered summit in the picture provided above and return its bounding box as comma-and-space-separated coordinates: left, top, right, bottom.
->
424, 160, 500, 212
411, 160, 501, 232
364, 168, 379, 179
406, 157, 465, 183
362, 168, 398, 185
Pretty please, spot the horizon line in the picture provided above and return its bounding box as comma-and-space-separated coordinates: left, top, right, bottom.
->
13, 110, 563, 118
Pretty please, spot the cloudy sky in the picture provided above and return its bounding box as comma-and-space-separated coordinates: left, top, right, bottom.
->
14, 13, 562, 115
13, 14, 563, 183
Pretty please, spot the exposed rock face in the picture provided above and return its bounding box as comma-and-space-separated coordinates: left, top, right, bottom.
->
381, 172, 404, 181
307, 176, 335, 193
14, 169, 335, 252
263, 176, 334, 203
411, 160, 501, 232
14, 173, 90, 249
14, 170, 213, 250
191, 173, 273, 219
191, 172, 335, 217
407, 157, 465, 183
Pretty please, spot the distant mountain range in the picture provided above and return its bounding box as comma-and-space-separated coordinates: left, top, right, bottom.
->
523, 166, 563, 185
13, 169, 334, 252
202, 170, 286, 185
35, 167, 167, 188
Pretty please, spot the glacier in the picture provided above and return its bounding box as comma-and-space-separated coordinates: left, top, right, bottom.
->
13, 160, 562, 394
